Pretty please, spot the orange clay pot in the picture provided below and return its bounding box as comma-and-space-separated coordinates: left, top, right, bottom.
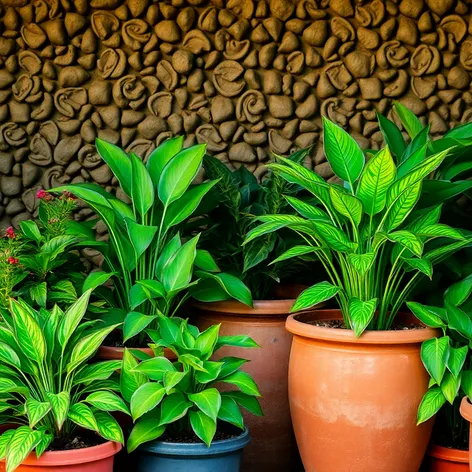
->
460, 397, 472, 471
422, 444, 469, 472
192, 287, 310, 472
0, 441, 121, 472
96, 345, 176, 360
286, 309, 438, 472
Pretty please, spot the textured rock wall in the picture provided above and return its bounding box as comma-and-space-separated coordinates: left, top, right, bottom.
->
0, 0, 470, 227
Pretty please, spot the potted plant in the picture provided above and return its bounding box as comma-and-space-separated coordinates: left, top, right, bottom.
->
245, 116, 472, 472
0, 290, 128, 471
122, 316, 261, 472
408, 275, 472, 471
51, 137, 252, 359
190, 149, 315, 472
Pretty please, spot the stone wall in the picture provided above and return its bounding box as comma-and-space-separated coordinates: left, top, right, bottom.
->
0, 0, 470, 227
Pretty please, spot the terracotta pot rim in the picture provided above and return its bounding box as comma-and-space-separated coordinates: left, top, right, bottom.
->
18, 440, 121, 466
192, 299, 295, 316
460, 396, 472, 422
97, 346, 177, 360
285, 309, 438, 344
98, 345, 154, 355
427, 443, 469, 462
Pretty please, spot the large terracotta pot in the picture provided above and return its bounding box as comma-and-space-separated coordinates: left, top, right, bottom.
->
286, 309, 438, 472
422, 444, 469, 471
460, 397, 472, 471
0, 441, 121, 472
191, 290, 307, 472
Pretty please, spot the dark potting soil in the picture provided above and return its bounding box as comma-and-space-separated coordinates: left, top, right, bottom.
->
160, 426, 239, 444
47, 432, 106, 452
307, 319, 424, 330
104, 330, 145, 348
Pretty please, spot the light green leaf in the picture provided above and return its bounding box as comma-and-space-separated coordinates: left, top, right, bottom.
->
349, 297, 378, 337
121, 349, 148, 403
421, 337, 450, 384
68, 403, 99, 432
83, 271, 115, 293
283, 195, 331, 221
137, 279, 166, 299
322, 117, 365, 189
0, 342, 21, 369
163, 371, 187, 393
130, 383, 166, 421
130, 152, 154, 216
218, 396, 244, 429
445, 274, 472, 306
134, 356, 176, 380
128, 416, 165, 453
20, 220, 42, 243
222, 371, 261, 396
223, 391, 263, 416
417, 387, 446, 424
313, 221, 357, 252
30, 282, 47, 308
406, 302, 446, 329
445, 302, 472, 339
377, 113, 406, 160
388, 230, 423, 257
195, 325, 220, 357
291, 282, 340, 312
5, 427, 43, 472
403, 258, 433, 278
95, 411, 124, 444
329, 187, 363, 226
270, 245, 320, 265
348, 253, 375, 276
155, 233, 181, 281
46, 392, 70, 430
147, 136, 184, 187
394, 101, 423, 139
123, 312, 157, 343
243, 235, 275, 273
26, 399, 51, 428
447, 346, 468, 379
189, 410, 216, 447
159, 392, 192, 426
74, 361, 121, 385
384, 181, 422, 232
418, 224, 465, 241
461, 371, 472, 398
86, 391, 130, 415
188, 388, 221, 421
125, 218, 158, 261
194, 250, 220, 273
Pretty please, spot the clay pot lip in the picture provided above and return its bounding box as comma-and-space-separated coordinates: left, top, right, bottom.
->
460, 396, 472, 423
286, 309, 438, 344
139, 428, 250, 456
192, 298, 296, 316
15, 440, 121, 466
97, 345, 176, 360
427, 443, 469, 462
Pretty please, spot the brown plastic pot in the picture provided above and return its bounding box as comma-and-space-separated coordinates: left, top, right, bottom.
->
286, 309, 438, 472
422, 444, 469, 471
191, 287, 309, 472
460, 397, 472, 471
0, 440, 121, 472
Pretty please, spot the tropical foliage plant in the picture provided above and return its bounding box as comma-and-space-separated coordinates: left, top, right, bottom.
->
409, 274, 472, 448
0, 290, 128, 472
200, 149, 313, 299
0, 192, 100, 312
244, 116, 472, 336
51, 138, 252, 343
122, 317, 262, 452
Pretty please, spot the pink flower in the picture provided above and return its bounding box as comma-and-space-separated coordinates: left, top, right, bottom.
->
36, 189, 53, 201
6, 257, 18, 265
5, 227, 15, 239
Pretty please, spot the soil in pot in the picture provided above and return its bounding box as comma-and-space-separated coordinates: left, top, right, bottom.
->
191, 286, 311, 472
286, 309, 438, 472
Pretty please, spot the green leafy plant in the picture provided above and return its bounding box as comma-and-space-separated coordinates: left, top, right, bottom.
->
122, 317, 262, 452
0, 290, 128, 472
409, 275, 472, 449
200, 149, 313, 300
0, 193, 100, 311
244, 117, 472, 336
51, 138, 252, 344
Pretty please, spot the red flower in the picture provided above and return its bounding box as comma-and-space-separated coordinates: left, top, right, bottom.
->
36, 189, 53, 201
62, 190, 77, 200
5, 227, 15, 239
6, 257, 18, 265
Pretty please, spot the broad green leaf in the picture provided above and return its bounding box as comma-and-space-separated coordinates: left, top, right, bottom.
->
130, 383, 166, 421
401, 125, 430, 164
349, 297, 378, 337
0, 430, 14, 461
137, 280, 166, 299
222, 371, 261, 396
418, 224, 465, 241
194, 250, 220, 273
155, 233, 181, 281
270, 245, 319, 265
406, 302, 446, 329
57, 290, 92, 349
461, 371, 472, 398
125, 218, 158, 261
440, 369, 460, 404
158, 144, 206, 206
159, 317, 181, 345
384, 181, 422, 232
243, 235, 275, 273
96, 139, 132, 197
421, 337, 450, 384
134, 357, 176, 380
0, 342, 21, 369
123, 312, 157, 343
218, 396, 244, 429
447, 346, 468, 379
329, 187, 363, 226
147, 136, 184, 187
188, 388, 221, 421
68, 403, 98, 432
403, 258, 433, 278
223, 391, 263, 416
74, 361, 121, 385
397, 143, 428, 178
283, 195, 331, 221
313, 221, 357, 252
196, 361, 224, 383
388, 231, 423, 258
46, 392, 70, 430
5, 427, 43, 472
445, 275, 472, 306
9, 299, 46, 364
163, 371, 187, 393
417, 387, 446, 424
19, 220, 41, 243
129, 284, 147, 310
86, 391, 130, 415
244, 220, 295, 245
357, 146, 396, 215
394, 102, 423, 139
162, 235, 199, 293
130, 152, 154, 216
83, 271, 114, 293
189, 410, 216, 447
377, 113, 406, 160
30, 282, 47, 308
121, 349, 148, 403
164, 181, 219, 230
291, 281, 340, 312
445, 302, 472, 339
217, 357, 248, 379
95, 411, 124, 444
195, 325, 220, 357
322, 117, 365, 189
159, 392, 192, 426
179, 354, 207, 372
67, 324, 118, 373
128, 416, 165, 453
348, 253, 375, 276
26, 399, 51, 428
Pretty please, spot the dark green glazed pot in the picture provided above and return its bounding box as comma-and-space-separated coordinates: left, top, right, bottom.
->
135, 429, 250, 472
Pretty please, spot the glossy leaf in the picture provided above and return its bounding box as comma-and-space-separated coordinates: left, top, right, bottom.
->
130, 383, 166, 421
223, 391, 263, 416
147, 136, 184, 187
445, 302, 472, 339
446, 346, 468, 379
349, 297, 378, 337
121, 349, 148, 403
291, 282, 340, 312
130, 153, 154, 216
46, 391, 70, 430
83, 271, 114, 293
195, 271, 252, 307
406, 302, 446, 329
420, 337, 450, 384
95, 411, 124, 444
394, 102, 423, 139
5, 427, 43, 472
25, 399, 51, 428
417, 387, 446, 424
128, 416, 165, 453
125, 218, 158, 261
86, 391, 130, 415
222, 371, 261, 396
188, 388, 221, 421
377, 113, 406, 160
329, 187, 363, 226
218, 396, 244, 429
124, 312, 157, 343
189, 410, 216, 447
159, 392, 192, 426
68, 403, 98, 432
348, 253, 375, 276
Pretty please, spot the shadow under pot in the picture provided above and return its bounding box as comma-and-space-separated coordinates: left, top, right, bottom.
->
460, 398, 472, 472
0, 440, 121, 472
421, 444, 469, 472
132, 428, 250, 472
286, 309, 438, 472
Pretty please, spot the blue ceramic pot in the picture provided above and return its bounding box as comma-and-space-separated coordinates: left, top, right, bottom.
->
135, 429, 250, 472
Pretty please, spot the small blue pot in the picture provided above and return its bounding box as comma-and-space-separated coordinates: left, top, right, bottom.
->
135, 429, 250, 472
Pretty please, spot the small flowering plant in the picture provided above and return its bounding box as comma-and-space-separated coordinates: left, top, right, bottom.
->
0, 190, 101, 312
